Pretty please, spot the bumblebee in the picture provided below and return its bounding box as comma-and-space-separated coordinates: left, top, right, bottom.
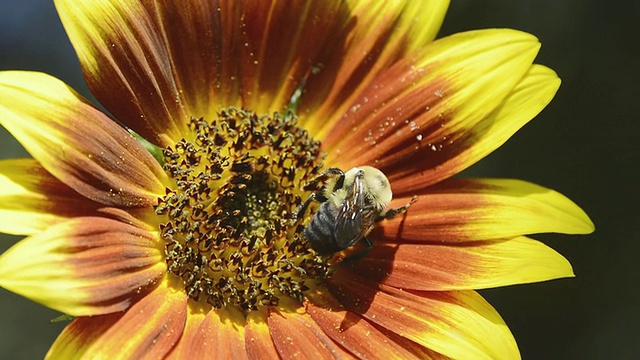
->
294, 166, 413, 255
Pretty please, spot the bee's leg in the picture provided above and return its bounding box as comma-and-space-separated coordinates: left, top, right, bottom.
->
324, 167, 346, 191
302, 174, 327, 192
341, 238, 373, 264
293, 192, 317, 220
363, 236, 373, 248
375, 195, 418, 222
303, 167, 345, 192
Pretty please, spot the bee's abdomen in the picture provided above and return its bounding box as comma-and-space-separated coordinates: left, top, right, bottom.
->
304, 202, 338, 255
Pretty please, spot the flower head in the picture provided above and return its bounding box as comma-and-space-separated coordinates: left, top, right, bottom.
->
0, 0, 593, 359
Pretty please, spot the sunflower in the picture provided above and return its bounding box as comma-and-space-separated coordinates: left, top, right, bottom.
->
0, 0, 593, 359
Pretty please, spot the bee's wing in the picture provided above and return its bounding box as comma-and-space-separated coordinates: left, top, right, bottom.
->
334, 175, 374, 249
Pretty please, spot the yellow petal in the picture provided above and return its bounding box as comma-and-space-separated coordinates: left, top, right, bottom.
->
378, 178, 594, 243
300, 0, 449, 134
164, 303, 205, 359
55, 0, 190, 146
330, 274, 520, 360
0, 217, 164, 316
0, 158, 101, 235
0, 71, 168, 207
46, 278, 187, 359
390, 65, 562, 192
245, 310, 281, 359
324, 29, 541, 186
350, 236, 573, 291
460, 65, 561, 181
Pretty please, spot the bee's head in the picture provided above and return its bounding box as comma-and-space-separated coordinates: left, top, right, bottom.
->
356, 166, 392, 210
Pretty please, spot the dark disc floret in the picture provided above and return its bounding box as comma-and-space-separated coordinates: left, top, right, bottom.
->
154, 108, 330, 313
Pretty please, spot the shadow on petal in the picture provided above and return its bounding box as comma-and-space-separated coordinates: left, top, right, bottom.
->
329, 272, 520, 360
306, 289, 444, 359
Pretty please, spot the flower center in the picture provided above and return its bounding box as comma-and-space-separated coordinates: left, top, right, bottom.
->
154, 108, 330, 313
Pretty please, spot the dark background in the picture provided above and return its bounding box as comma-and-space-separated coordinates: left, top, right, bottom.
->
0, 1, 636, 358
